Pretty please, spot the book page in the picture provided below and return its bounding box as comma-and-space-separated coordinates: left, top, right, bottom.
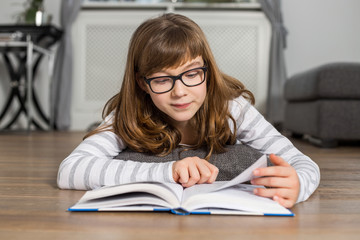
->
77, 182, 183, 208
70, 192, 173, 210
182, 184, 292, 215
159, 182, 184, 202
182, 154, 267, 201
214, 154, 267, 191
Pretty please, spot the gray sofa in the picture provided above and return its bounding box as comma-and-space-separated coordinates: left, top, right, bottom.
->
284, 62, 360, 147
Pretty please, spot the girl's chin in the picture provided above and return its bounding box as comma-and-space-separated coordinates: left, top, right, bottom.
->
168, 115, 195, 125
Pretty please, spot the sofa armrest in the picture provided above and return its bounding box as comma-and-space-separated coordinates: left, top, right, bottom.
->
285, 62, 360, 102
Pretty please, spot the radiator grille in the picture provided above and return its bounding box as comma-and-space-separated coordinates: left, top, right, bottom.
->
85, 25, 132, 101
202, 25, 258, 93
83, 24, 259, 101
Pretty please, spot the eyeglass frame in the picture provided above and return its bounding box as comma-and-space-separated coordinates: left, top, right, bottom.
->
143, 66, 207, 94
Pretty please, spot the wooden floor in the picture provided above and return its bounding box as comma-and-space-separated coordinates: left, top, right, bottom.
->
0, 131, 359, 240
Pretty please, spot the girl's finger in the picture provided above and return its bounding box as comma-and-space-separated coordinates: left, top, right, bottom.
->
251, 176, 292, 188
195, 161, 212, 184
253, 166, 291, 178
184, 162, 201, 187
269, 154, 290, 167
273, 195, 295, 209
177, 167, 189, 184
253, 187, 292, 199
204, 161, 219, 183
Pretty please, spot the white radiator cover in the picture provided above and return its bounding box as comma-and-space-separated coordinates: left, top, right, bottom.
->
71, 9, 271, 130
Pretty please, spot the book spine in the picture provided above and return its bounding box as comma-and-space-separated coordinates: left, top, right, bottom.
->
153, 208, 172, 212
189, 211, 211, 215
170, 208, 190, 215
263, 212, 295, 217
68, 208, 99, 211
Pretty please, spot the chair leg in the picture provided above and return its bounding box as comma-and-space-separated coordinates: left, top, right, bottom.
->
291, 132, 304, 139
320, 139, 338, 148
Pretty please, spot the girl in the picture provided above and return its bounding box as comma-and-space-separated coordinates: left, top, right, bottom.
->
57, 13, 320, 208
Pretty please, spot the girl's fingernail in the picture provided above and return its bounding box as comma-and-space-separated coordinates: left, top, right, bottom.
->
274, 196, 279, 201
253, 170, 259, 175
253, 189, 258, 194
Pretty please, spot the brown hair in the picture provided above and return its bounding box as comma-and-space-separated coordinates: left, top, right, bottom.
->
85, 13, 254, 159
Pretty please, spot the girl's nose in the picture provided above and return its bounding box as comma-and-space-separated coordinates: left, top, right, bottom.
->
171, 79, 187, 97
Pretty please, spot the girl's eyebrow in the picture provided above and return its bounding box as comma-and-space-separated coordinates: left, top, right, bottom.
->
151, 60, 203, 77
182, 61, 202, 70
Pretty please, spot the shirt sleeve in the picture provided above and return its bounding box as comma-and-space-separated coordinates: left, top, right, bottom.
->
229, 96, 320, 203
57, 113, 175, 190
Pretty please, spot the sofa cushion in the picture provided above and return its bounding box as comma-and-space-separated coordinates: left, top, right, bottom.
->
284, 62, 360, 101
284, 100, 360, 140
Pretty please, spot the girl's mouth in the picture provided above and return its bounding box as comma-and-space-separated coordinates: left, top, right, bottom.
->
172, 103, 191, 109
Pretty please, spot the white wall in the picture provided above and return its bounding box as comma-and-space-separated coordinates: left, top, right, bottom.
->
0, 0, 61, 25
282, 0, 360, 77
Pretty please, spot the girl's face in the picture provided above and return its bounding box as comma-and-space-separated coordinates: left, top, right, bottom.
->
142, 56, 207, 128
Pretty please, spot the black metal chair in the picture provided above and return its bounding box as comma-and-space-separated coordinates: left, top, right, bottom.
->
0, 25, 62, 130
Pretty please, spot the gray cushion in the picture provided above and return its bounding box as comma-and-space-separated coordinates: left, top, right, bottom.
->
285, 100, 360, 140
115, 144, 266, 181
284, 62, 360, 101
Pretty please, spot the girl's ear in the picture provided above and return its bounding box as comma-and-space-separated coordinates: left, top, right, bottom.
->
136, 73, 149, 93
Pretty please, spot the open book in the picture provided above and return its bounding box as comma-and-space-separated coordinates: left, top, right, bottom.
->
68, 155, 294, 216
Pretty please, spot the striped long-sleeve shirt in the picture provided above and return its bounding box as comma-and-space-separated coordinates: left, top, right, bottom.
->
57, 96, 320, 203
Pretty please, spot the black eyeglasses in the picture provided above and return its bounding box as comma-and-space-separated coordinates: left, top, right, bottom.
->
144, 67, 207, 94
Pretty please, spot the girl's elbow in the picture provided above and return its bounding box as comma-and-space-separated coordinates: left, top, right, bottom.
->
57, 160, 72, 189
56, 171, 69, 189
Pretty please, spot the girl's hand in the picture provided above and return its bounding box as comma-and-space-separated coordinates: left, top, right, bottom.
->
172, 157, 219, 188
250, 154, 300, 208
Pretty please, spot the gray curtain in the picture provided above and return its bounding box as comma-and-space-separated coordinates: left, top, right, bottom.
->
259, 0, 288, 125
51, 0, 82, 130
